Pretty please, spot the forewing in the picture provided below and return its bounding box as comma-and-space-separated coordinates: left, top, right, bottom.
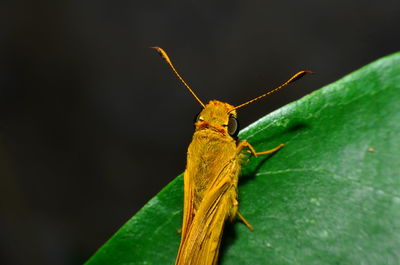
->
180, 169, 195, 240
175, 172, 235, 265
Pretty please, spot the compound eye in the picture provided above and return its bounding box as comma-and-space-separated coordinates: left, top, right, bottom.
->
193, 111, 201, 124
227, 115, 239, 137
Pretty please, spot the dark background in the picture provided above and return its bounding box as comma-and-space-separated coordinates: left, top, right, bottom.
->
1, 0, 399, 264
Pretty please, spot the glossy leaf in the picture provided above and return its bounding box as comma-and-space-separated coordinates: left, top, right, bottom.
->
85, 52, 400, 265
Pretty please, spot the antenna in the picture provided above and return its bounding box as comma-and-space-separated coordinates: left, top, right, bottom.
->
151, 47, 205, 108
233, 70, 314, 110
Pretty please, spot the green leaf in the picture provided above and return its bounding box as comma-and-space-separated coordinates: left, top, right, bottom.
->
85, 52, 400, 265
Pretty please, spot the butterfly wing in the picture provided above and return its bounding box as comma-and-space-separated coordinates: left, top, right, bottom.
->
180, 168, 195, 240
175, 161, 239, 265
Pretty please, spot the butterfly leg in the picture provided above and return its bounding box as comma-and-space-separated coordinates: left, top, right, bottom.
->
233, 141, 284, 231
237, 140, 284, 157
230, 195, 254, 230
256, 143, 285, 156
237, 211, 254, 231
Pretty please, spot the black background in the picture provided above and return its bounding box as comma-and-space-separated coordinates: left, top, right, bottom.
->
1, 1, 399, 264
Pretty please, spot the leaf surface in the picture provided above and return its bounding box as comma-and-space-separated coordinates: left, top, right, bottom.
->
85, 52, 400, 265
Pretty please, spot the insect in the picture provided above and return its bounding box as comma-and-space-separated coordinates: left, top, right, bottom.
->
152, 47, 312, 265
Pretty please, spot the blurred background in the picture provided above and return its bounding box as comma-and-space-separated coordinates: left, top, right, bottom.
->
0, 0, 399, 264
